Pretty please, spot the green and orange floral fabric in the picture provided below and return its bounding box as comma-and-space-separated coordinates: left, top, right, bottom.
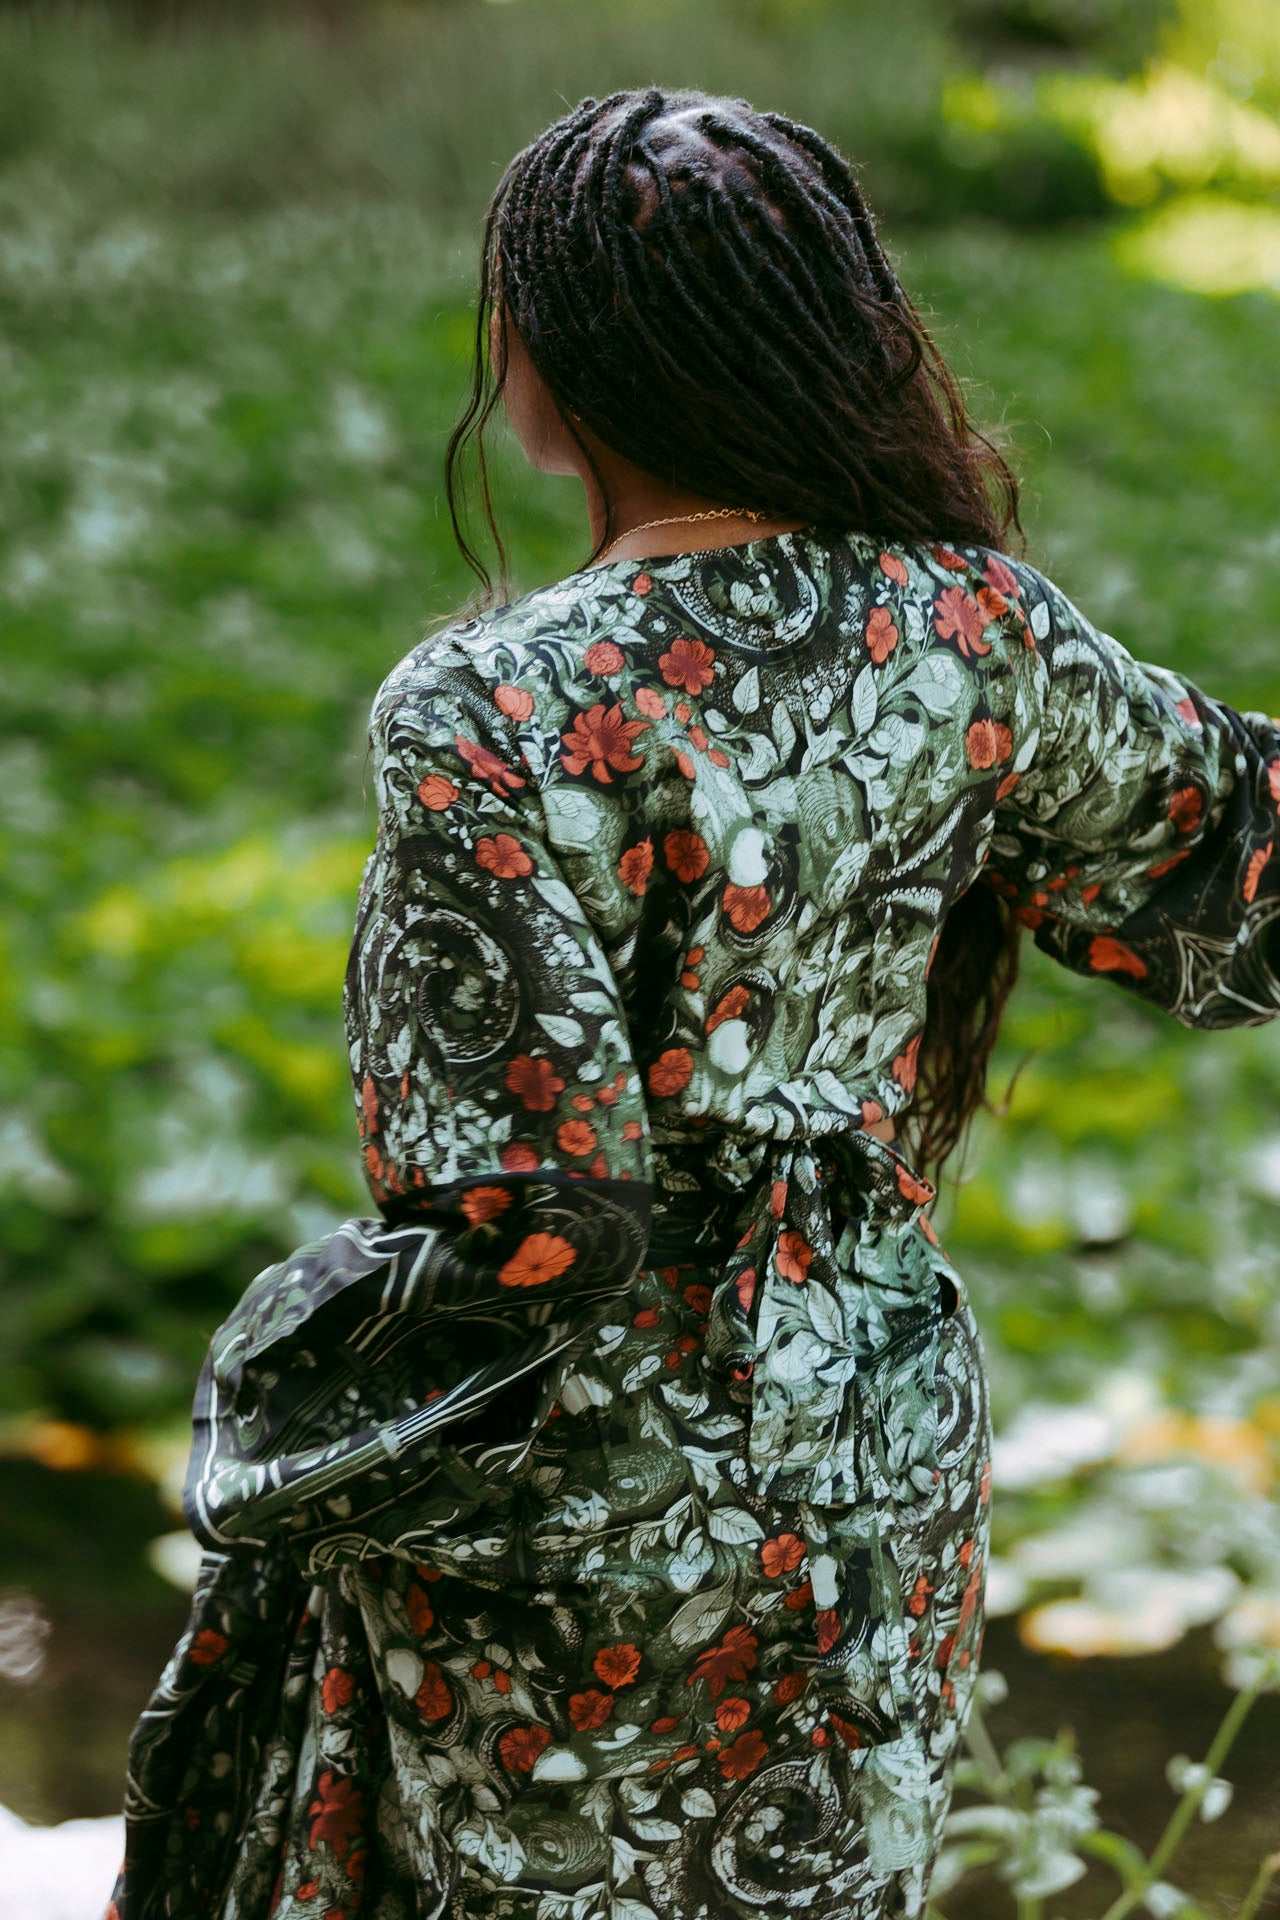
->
111, 526, 1280, 1920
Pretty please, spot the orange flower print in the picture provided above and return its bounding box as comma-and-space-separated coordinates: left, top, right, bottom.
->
307, 1772, 364, 1860
761, 1533, 806, 1578
493, 684, 535, 721
976, 585, 1008, 625
897, 1163, 937, 1206
865, 605, 899, 664
1244, 841, 1273, 902
560, 703, 648, 782
189, 1629, 229, 1666
584, 640, 624, 676
360, 1073, 379, 1135
878, 551, 909, 587
718, 1727, 767, 1780
476, 833, 533, 879
619, 838, 654, 895
651, 1714, 683, 1733
405, 1584, 434, 1636
933, 586, 991, 658
633, 572, 652, 594
455, 734, 526, 797
501, 1143, 540, 1172
659, 637, 716, 693
498, 1232, 578, 1288
1169, 785, 1203, 833
893, 1031, 921, 1091
635, 685, 666, 720
556, 1119, 597, 1157
1149, 849, 1191, 880
414, 1662, 453, 1721
932, 544, 969, 572
908, 1575, 934, 1617
815, 1608, 841, 1653
505, 1054, 566, 1112
648, 1048, 693, 1098
664, 829, 710, 882
736, 1266, 757, 1313
829, 1712, 864, 1751
417, 773, 458, 811
776, 1231, 813, 1284
707, 984, 749, 1032
498, 1724, 552, 1773
688, 1624, 758, 1699
983, 556, 1021, 598
784, 1579, 814, 1612
773, 1671, 806, 1705
966, 718, 1001, 769
568, 1689, 614, 1731
594, 1642, 642, 1688
460, 1185, 512, 1226
723, 883, 771, 932
1088, 935, 1148, 979
996, 769, 1020, 801
321, 1668, 355, 1714
673, 747, 697, 780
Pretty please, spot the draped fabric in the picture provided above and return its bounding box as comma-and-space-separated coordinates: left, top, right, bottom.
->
111, 527, 1280, 1920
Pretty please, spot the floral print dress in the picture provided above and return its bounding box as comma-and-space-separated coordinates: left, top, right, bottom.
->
111, 526, 1280, 1920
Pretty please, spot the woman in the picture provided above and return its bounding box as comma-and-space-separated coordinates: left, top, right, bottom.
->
111, 87, 1280, 1920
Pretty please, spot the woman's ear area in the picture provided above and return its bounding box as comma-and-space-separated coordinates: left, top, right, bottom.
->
495, 308, 586, 476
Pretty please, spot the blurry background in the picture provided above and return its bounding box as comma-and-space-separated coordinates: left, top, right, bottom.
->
1, 0, 1279, 1909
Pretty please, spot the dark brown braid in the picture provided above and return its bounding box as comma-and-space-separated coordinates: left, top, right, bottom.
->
443, 86, 1029, 1196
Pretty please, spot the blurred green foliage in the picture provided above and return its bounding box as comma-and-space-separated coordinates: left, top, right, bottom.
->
1, 0, 1279, 1741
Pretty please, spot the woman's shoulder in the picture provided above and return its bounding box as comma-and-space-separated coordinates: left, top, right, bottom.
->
366, 563, 650, 740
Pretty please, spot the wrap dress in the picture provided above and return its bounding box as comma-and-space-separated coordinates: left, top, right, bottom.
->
110, 525, 1280, 1920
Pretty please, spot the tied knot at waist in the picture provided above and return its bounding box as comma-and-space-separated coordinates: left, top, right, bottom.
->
646, 1127, 952, 1513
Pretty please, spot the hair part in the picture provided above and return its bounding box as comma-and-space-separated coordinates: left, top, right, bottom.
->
443, 85, 1029, 1197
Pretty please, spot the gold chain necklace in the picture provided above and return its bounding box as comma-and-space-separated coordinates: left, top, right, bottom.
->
595, 505, 768, 565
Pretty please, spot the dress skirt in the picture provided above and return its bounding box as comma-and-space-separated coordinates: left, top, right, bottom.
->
160, 1249, 990, 1920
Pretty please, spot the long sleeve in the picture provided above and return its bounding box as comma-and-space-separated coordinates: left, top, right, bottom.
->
183, 648, 654, 1574
979, 557, 1280, 1028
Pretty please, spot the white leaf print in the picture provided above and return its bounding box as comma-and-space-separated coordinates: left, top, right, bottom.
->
665, 1579, 734, 1649
732, 666, 760, 714
771, 698, 797, 760
1031, 596, 1052, 639
707, 1507, 765, 1544
901, 653, 967, 717
866, 713, 926, 765
612, 1894, 660, 1920
531, 1747, 589, 1783
536, 1012, 585, 1047
851, 666, 879, 734
669, 1541, 716, 1591
680, 1787, 718, 1819
804, 1285, 845, 1348
531, 873, 581, 919
630, 1816, 683, 1842
619, 1777, 663, 1816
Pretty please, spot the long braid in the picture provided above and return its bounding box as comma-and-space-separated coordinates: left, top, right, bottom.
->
443, 85, 1027, 1189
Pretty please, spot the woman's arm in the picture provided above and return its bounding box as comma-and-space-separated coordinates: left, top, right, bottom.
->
980, 557, 1280, 1027
183, 649, 653, 1572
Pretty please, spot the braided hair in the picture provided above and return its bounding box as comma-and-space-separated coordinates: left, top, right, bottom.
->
443, 86, 1028, 1193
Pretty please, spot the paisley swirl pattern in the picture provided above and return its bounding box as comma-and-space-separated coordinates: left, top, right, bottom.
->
111, 526, 1280, 1920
